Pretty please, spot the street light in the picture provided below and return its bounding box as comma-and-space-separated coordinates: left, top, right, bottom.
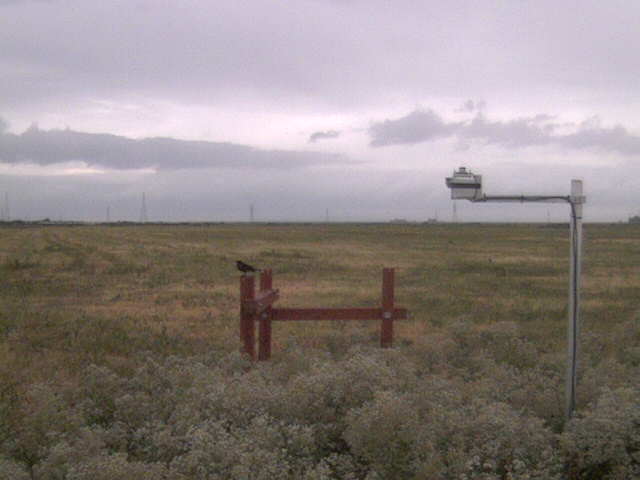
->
445, 167, 585, 420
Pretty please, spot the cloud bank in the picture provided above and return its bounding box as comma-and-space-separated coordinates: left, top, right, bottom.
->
369, 109, 640, 156
0, 123, 350, 171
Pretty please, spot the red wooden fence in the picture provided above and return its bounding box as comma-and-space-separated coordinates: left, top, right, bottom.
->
239, 268, 407, 360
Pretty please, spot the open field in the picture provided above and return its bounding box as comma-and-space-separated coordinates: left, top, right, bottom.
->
1, 223, 639, 478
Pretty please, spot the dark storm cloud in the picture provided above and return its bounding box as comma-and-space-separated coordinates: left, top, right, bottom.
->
369, 109, 640, 155
462, 114, 558, 148
308, 130, 341, 143
559, 119, 640, 155
0, 124, 350, 170
369, 110, 462, 147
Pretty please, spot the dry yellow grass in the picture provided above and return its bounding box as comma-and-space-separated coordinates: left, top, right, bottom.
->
1, 222, 639, 382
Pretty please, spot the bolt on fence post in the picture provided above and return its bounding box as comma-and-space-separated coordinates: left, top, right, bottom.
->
381, 268, 395, 348
258, 269, 273, 361
240, 274, 256, 360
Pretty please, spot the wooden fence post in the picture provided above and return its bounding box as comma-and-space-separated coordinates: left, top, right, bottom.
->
240, 275, 256, 360
381, 268, 394, 348
258, 269, 273, 361
240, 266, 406, 359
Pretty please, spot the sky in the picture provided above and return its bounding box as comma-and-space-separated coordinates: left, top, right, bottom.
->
1, 0, 640, 222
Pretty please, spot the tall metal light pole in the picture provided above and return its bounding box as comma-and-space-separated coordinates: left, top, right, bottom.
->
445, 167, 585, 420
566, 179, 583, 419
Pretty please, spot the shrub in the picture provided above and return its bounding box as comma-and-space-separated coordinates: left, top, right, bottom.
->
344, 391, 420, 479
79, 364, 126, 427
0, 457, 30, 480
0, 342, 636, 479
469, 359, 565, 429
34, 427, 106, 480
65, 453, 169, 480
169, 416, 317, 479
424, 400, 562, 479
562, 387, 640, 479
6, 383, 82, 471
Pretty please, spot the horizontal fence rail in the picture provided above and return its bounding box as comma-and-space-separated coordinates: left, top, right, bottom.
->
271, 308, 408, 322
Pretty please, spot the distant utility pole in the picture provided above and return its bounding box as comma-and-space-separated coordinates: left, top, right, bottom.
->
106, 205, 111, 223
452, 201, 458, 223
139, 193, 148, 223
250, 203, 254, 223
3, 192, 9, 221
325, 208, 329, 223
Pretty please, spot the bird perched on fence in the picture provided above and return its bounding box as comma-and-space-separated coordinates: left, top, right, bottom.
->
236, 260, 259, 274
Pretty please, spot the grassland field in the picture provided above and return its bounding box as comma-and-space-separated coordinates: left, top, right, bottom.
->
2, 223, 638, 373
1, 222, 639, 478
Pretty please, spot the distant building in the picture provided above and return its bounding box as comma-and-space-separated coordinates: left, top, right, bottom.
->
629, 215, 640, 224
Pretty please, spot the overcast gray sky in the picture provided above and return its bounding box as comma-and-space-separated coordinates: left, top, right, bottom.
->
1, 0, 639, 222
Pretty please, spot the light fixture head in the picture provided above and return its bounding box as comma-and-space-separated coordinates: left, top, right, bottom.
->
445, 167, 483, 201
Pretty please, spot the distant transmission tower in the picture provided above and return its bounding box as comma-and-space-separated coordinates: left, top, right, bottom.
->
250, 203, 254, 223
139, 193, 148, 223
325, 208, 329, 223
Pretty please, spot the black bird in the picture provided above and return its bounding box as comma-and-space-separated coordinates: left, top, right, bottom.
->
236, 260, 259, 274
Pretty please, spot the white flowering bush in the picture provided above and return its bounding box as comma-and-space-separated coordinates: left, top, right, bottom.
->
343, 391, 421, 479
65, 453, 169, 480
468, 359, 565, 429
562, 387, 640, 479
6, 382, 82, 472
169, 415, 319, 479
0, 340, 638, 479
426, 400, 563, 479
0, 457, 30, 480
